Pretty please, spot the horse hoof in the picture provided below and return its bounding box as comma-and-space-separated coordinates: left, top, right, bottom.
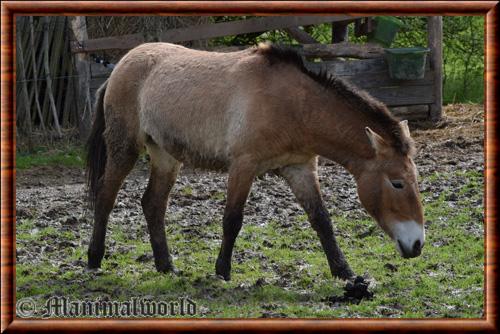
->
87, 263, 101, 270
216, 273, 230, 281
87, 257, 102, 271
216, 271, 231, 281
87, 258, 102, 269
85, 267, 103, 275
354, 275, 365, 284
157, 264, 178, 274
215, 258, 231, 281
168, 267, 180, 275
335, 269, 355, 281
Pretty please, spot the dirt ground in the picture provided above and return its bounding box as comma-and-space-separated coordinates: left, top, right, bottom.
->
16, 103, 484, 264
15, 104, 484, 317
16, 103, 484, 216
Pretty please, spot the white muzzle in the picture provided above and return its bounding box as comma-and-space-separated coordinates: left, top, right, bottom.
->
392, 221, 425, 258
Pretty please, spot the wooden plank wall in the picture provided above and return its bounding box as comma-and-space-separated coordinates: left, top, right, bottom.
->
308, 58, 434, 106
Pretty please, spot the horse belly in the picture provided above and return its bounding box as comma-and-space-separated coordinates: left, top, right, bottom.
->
141, 101, 233, 170
157, 133, 229, 170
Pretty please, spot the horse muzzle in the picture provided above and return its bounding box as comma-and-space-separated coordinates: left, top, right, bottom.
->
392, 221, 425, 259
397, 238, 423, 258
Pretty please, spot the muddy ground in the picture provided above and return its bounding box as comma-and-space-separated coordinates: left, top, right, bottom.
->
16, 104, 484, 317
16, 104, 484, 227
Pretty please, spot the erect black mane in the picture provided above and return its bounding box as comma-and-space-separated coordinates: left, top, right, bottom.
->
255, 43, 414, 156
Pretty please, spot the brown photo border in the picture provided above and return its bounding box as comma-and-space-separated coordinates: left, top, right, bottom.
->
1, 1, 498, 332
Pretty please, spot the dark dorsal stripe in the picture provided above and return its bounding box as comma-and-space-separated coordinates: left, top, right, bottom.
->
255, 43, 414, 156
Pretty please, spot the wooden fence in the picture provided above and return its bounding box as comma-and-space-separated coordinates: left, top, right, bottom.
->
78, 16, 443, 121
81, 16, 442, 121
16, 16, 78, 140
15, 16, 210, 143
15, 15, 443, 145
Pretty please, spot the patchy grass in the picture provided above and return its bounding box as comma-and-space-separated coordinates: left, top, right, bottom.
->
16, 168, 484, 318
16, 145, 85, 170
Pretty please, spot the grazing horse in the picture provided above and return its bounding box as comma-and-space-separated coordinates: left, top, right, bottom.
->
86, 42, 425, 281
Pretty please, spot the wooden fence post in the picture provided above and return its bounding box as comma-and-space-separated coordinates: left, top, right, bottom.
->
428, 16, 443, 121
29, 16, 45, 131
332, 22, 349, 43
42, 17, 63, 138
69, 16, 93, 140
16, 23, 32, 136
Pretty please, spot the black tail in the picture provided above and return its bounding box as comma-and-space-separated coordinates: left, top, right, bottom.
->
86, 81, 108, 208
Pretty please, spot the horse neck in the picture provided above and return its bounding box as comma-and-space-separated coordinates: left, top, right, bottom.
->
303, 92, 378, 178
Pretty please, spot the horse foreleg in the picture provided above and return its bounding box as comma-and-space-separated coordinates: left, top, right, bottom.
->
280, 159, 354, 280
215, 158, 256, 281
142, 145, 181, 273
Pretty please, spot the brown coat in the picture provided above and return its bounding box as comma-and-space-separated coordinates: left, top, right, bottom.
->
86, 42, 425, 280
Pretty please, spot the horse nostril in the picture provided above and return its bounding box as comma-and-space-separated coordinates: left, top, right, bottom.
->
413, 240, 422, 253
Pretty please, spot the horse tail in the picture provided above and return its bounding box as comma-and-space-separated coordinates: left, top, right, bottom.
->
86, 80, 108, 208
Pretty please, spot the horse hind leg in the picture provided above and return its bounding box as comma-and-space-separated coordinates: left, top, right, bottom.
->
142, 142, 181, 273
88, 137, 139, 269
215, 158, 257, 280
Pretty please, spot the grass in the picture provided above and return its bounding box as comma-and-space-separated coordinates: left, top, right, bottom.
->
16, 168, 484, 318
16, 145, 85, 170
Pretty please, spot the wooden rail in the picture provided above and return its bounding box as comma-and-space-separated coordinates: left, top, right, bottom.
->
191, 43, 385, 59
71, 15, 359, 53
300, 42, 384, 59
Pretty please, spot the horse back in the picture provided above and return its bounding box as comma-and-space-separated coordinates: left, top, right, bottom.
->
104, 43, 310, 170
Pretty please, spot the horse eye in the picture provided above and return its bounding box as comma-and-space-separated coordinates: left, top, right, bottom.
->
391, 180, 404, 189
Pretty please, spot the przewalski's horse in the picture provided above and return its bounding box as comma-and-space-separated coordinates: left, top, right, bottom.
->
86, 42, 425, 281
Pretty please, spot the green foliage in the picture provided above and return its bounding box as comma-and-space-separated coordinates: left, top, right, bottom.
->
441, 17, 484, 104
392, 16, 484, 104
210, 16, 484, 105
303, 24, 332, 44
210, 16, 297, 46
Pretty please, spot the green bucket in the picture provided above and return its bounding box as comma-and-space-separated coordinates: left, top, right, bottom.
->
368, 16, 405, 47
385, 47, 430, 80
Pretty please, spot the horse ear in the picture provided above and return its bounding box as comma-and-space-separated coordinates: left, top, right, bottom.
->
365, 126, 388, 156
399, 120, 411, 138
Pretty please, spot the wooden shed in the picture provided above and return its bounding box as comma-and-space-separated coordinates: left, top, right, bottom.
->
71, 16, 443, 123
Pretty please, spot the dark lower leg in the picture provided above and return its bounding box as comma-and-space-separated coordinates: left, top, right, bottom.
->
141, 162, 179, 273
309, 205, 354, 279
142, 185, 175, 273
88, 218, 108, 268
215, 159, 256, 281
281, 161, 354, 280
215, 211, 243, 280
88, 177, 128, 269
88, 141, 138, 269
88, 211, 109, 268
